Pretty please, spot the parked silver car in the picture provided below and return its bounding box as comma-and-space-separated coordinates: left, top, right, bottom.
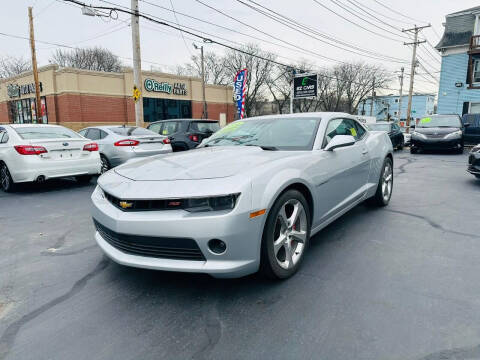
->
78, 126, 172, 173
92, 113, 393, 279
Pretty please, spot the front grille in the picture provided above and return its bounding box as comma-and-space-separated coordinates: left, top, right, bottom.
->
425, 134, 445, 139
104, 191, 185, 211
94, 219, 205, 261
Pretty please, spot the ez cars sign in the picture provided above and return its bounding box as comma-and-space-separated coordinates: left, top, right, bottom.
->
293, 73, 317, 99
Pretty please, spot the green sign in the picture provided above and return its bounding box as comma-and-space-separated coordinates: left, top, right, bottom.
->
144, 79, 187, 96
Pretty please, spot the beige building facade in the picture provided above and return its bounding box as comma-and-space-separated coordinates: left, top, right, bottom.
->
0, 65, 235, 130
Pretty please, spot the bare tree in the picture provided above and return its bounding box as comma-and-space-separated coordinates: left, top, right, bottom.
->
335, 62, 390, 114
0, 56, 31, 78
50, 47, 122, 72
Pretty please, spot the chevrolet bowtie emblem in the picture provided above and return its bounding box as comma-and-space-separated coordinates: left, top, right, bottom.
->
119, 201, 133, 209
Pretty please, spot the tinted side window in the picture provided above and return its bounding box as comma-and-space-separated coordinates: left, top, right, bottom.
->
87, 128, 101, 140
148, 123, 162, 134
78, 129, 87, 137
353, 121, 366, 140
324, 118, 359, 146
161, 122, 179, 135
0, 131, 8, 144
100, 130, 108, 139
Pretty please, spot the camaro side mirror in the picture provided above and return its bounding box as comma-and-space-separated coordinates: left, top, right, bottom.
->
324, 135, 356, 151
410, 124, 415, 129
464, 123, 470, 127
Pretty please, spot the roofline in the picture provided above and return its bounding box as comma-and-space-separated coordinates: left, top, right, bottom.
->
447, 9, 480, 17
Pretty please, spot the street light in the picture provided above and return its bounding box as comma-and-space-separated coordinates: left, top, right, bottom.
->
193, 43, 207, 119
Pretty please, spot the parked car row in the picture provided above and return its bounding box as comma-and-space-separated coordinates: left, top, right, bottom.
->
0, 120, 223, 192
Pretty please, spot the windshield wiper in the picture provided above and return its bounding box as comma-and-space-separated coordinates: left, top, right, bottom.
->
245, 144, 278, 151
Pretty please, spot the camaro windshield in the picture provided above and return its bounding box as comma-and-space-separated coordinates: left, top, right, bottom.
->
201, 118, 320, 151
14, 127, 81, 139
368, 124, 391, 132
417, 116, 461, 128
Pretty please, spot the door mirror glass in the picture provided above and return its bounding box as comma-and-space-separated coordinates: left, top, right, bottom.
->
324, 135, 356, 151
464, 123, 471, 127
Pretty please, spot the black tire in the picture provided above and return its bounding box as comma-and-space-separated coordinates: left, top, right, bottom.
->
76, 175, 93, 184
260, 189, 311, 280
0, 162, 15, 192
410, 147, 417, 154
456, 146, 464, 154
100, 155, 110, 174
475, 175, 480, 179
367, 157, 393, 207
397, 139, 404, 150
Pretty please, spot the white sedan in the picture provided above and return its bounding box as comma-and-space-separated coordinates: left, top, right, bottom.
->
0, 124, 101, 192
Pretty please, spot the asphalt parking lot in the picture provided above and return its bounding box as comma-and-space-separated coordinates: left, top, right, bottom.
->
0, 150, 479, 360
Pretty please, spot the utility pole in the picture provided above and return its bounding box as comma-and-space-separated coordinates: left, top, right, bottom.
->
403, 24, 429, 133
194, 44, 207, 119
398, 67, 405, 123
28, 7, 42, 124
370, 77, 375, 117
131, 0, 143, 127
290, 67, 296, 114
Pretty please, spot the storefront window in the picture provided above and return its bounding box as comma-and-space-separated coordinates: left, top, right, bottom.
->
143, 98, 191, 122
9, 97, 48, 124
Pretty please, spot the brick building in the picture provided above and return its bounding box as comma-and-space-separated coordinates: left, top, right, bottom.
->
0, 65, 235, 130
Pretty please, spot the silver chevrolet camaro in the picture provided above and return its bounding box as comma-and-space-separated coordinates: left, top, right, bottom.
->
92, 113, 393, 279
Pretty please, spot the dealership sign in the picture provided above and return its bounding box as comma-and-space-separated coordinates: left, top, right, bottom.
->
293, 73, 317, 99
7, 82, 43, 98
233, 68, 248, 119
144, 78, 187, 95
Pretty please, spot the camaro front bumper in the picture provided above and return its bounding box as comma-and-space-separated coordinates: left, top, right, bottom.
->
91, 185, 265, 278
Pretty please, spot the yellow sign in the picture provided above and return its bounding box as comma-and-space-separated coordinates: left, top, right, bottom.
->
350, 128, 357, 137
133, 86, 141, 102
420, 117, 431, 124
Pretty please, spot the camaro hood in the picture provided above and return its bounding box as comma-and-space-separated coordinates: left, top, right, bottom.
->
414, 127, 460, 135
114, 146, 299, 181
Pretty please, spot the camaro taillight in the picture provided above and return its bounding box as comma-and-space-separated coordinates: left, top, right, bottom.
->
163, 138, 171, 144
14, 145, 48, 155
83, 143, 99, 152
114, 139, 139, 147
189, 134, 199, 142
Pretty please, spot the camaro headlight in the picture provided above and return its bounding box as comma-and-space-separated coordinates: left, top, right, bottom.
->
472, 145, 480, 153
184, 194, 240, 212
444, 130, 462, 139
412, 131, 427, 139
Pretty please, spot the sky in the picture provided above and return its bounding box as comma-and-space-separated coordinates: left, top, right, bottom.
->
1, 0, 479, 96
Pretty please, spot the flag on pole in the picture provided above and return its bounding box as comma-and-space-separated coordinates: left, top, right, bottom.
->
233, 68, 248, 120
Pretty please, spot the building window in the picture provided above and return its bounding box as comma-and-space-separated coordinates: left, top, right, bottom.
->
395, 99, 399, 103
9, 97, 48, 124
471, 102, 480, 114
474, 59, 480, 83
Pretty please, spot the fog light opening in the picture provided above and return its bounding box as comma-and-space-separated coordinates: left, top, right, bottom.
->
208, 239, 227, 255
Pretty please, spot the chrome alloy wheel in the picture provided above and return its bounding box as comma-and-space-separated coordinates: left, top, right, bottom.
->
273, 199, 308, 270
381, 161, 393, 202
1, 164, 10, 190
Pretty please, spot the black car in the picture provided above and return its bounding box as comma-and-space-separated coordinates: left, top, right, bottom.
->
147, 119, 220, 151
367, 122, 404, 150
410, 114, 467, 154
467, 144, 480, 179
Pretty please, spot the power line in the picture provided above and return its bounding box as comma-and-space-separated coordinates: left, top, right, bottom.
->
58, 0, 401, 91
371, 0, 428, 25
237, 0, 409, 63
140, 0, 376, 65
331, 0, 409, 40
311, 0, 404, 43
351, 0, 415, 25
168, 0, 194, 58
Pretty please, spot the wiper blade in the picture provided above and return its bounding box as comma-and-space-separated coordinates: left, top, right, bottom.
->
245, 144, 278, 151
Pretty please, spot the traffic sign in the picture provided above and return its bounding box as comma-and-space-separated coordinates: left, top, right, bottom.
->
133, 86, 141, 102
